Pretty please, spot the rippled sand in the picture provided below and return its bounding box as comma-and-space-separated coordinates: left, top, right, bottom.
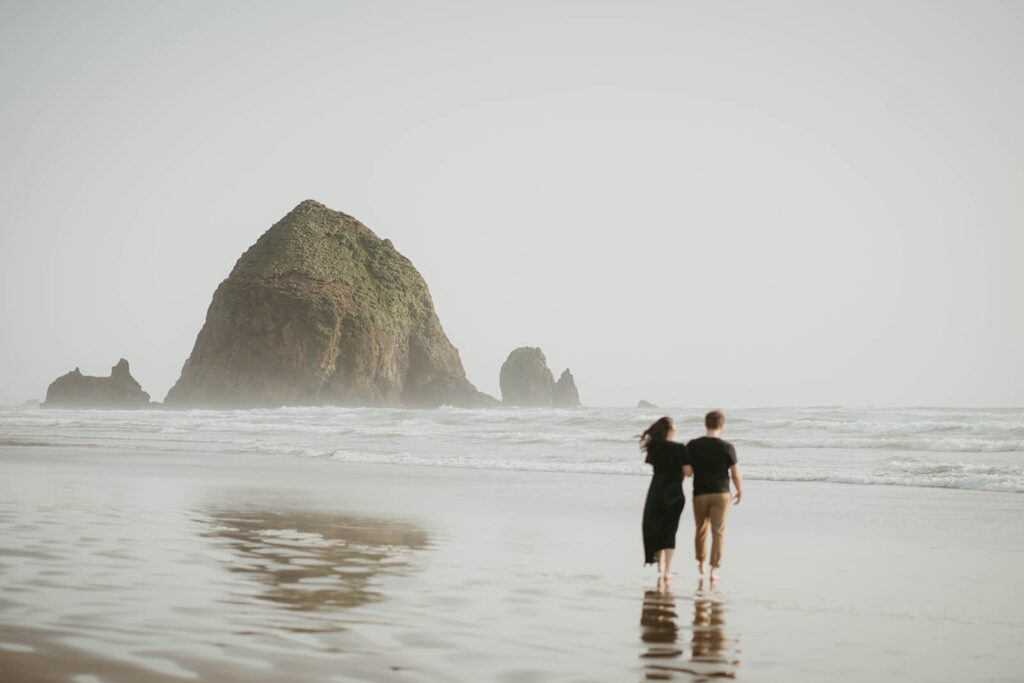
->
0, 447, 1021, 681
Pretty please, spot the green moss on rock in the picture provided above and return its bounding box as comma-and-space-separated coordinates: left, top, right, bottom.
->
164, 200, 494, 408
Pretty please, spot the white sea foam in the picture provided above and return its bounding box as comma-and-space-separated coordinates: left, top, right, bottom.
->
1, 405, 1021, 493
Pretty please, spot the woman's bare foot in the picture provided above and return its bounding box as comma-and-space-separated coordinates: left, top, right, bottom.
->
660, 549, 675, 578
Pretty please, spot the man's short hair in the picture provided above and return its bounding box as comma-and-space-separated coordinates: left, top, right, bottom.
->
705, 410, 725, 430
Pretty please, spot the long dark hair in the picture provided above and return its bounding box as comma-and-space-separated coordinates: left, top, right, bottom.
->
638, 416, 674, 461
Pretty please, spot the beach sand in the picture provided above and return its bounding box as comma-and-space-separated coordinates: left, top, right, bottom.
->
1, 446, 1022, 682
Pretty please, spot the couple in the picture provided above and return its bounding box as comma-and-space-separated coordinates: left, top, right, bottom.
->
640, 411, 743, 581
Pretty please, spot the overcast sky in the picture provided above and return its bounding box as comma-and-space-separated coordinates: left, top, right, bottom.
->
1, 1, 1022, 407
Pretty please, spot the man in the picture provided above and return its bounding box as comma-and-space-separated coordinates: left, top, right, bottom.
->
687, 410, 743, 580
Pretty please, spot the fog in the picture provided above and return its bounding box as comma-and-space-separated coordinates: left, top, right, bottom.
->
1, 1, 1022, 407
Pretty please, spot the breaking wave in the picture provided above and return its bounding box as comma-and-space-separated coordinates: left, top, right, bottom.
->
1, 405, 1021, 493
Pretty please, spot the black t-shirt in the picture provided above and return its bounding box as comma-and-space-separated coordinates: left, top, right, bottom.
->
687, 437, 737, 496
645, 440, 690, 479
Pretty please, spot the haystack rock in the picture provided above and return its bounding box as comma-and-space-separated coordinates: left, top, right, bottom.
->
43, 359, 151, 408
499, 347, 581, 407
553, 369, 581, 408
164, 200, 495, 408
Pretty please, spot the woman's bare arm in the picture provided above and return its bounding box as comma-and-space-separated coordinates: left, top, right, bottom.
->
730, 464, 743, 504
683, 464, 693, 478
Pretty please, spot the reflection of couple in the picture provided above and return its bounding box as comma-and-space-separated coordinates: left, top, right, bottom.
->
640, 411, 743, 581
638, 577, 738, 679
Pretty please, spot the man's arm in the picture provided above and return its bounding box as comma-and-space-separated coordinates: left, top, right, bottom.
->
730, 464, 743, 504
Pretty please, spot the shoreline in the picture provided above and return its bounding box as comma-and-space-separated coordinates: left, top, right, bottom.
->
3, 404, 1021, 497
1, 446, 1022, 681
3, 442, 1022, 497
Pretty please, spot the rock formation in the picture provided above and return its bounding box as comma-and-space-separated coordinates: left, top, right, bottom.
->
553, 369, 581, 408
499, 347, 555, 407
637, 399, 658, 408
164, 200, 495, 409
43, 359, 151, 408
499, 347, 581, 407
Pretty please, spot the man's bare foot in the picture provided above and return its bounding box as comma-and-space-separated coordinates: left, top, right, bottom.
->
697, 560, 706, 575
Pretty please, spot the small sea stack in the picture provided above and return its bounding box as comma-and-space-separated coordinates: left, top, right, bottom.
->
554, 369, 581, 408
499, 347, 581, 407
42, 359, 151, 409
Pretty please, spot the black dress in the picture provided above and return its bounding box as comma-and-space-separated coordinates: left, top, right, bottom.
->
642, 440, 689, 565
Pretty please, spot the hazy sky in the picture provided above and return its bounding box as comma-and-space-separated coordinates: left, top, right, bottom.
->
1, 1, 1022, 407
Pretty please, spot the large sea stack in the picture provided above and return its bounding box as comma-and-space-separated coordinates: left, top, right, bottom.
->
164, 200, 494, 408
43, 359, 151, 408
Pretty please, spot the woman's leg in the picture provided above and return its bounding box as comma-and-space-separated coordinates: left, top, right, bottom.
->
662, 548, 675, 577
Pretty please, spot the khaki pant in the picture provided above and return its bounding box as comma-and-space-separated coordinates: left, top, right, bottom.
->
693, 493, 731, 568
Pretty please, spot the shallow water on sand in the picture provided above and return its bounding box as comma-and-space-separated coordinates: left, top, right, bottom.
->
0, 474, 428, 680
640, 579, 740, 680
0, 448, 746, 682
1, 447, 1022, 682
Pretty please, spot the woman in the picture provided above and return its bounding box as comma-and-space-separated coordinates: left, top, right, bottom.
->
640, 416, 692, 577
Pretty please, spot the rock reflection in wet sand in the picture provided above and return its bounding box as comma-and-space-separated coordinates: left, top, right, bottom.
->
639, 578, 740, 680
0, 502, 431, 683
198, 506, 430, 615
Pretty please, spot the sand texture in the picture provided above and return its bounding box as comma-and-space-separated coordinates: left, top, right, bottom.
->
1, 446, 1022, 682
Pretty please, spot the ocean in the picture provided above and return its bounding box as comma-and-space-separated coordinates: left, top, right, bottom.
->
2, 405, 1021, 493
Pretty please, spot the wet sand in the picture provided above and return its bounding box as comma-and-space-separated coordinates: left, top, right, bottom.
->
1, 446, 1022, 682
